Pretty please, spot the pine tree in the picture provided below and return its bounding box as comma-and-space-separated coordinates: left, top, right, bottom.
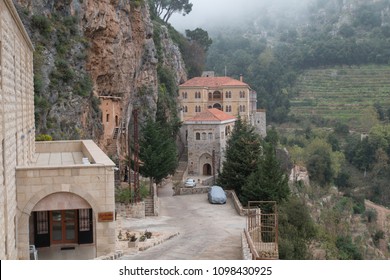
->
217, 118, 262, 196
240, 143, 290, 206
139, 118, 178, 191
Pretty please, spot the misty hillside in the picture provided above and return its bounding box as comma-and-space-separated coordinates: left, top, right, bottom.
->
202, 0, 390, 260
206, 0, 390, 123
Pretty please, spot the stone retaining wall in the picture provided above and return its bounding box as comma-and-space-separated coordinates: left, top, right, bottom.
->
178, 186, 210, 195
116, 202, 145, 219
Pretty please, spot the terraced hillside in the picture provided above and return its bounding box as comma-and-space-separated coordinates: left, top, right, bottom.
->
290, 65, 390, 130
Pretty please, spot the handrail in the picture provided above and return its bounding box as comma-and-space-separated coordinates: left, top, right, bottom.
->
244, 228, 260, 260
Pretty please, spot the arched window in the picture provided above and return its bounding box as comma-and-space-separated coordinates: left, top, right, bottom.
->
106, 114, 110, 122
196, 132, 200, 140
202, 132, 207, 140
208, 133, 213, 140
213, 91, 221, 99
213, 103, 222, 111
115, 115, 119, 126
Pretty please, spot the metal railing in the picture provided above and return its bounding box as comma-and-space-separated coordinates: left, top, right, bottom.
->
245, 201, 278, 260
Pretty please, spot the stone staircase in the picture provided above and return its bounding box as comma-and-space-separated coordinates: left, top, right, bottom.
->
144, 196, 155, 216
172, 147, 188, 183
113, 127, 119, 139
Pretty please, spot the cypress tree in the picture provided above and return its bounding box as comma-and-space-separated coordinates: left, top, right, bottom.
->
217, 118, 262, 196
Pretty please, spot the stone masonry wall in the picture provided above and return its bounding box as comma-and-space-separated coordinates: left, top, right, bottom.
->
15, 165, 115, 259
0, 0, 34, 260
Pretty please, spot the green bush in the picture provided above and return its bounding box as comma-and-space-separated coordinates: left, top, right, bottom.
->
35, 134, 53, 141
31, 15, 51, 37
115, 183, 150, 204
336, 235, 362, 260
373, 230, 385, 247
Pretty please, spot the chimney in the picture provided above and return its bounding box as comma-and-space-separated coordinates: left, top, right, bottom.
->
240, 74, 243, 82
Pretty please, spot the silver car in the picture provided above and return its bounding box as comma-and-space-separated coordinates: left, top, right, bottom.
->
184, 178, 196, 187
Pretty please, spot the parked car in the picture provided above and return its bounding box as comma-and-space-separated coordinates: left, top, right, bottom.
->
208, 186, 227, 204
184, 178, 196, 187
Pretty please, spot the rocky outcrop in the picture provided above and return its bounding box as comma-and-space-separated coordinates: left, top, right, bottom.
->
13, 0, 187, 156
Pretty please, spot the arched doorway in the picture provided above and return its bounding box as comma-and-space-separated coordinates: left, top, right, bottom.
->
213, 103, 222, 110
30, 192, 94, 249
203, 163, 212, 176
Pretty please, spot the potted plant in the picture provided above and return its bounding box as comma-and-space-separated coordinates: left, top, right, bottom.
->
144, 230, 152, 239
128, 234, 138, 248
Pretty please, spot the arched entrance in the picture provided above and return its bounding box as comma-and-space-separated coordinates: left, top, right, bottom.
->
203, 163, 212, 176
28, 192, 95, 258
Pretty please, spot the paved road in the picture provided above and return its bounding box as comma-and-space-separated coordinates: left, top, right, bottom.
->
120, 183, 246, 260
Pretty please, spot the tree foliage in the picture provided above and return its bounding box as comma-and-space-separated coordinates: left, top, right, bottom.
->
185, 28, 212, 52
278, 197, 317, 259
139, 117, 178, 189
240, 143, 290, 206
217, 119, 262, 196
149, 0, 193, 23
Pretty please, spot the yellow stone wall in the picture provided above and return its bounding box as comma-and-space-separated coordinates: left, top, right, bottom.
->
179, 86, 251, 121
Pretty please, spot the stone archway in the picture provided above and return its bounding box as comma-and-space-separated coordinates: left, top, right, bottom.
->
18, 187, 101, 260
203, 164, 212, 176
199, 153, 212, 176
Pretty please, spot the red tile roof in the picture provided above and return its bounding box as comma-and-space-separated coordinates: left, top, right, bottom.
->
180, 76, 248, 88
186, 108, 236, 122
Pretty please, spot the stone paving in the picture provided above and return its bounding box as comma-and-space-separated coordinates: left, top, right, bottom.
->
117, 182, 246, 260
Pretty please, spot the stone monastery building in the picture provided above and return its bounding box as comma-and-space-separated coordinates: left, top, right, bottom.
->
179, 72, 266, 177
0, 0, 116, 260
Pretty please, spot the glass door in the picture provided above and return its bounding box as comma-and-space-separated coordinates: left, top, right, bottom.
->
50, 210, 77, 244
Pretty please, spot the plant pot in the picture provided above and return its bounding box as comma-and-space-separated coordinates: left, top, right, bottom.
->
128, 239, 139, 248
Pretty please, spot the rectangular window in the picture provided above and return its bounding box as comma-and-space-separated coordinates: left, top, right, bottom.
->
36, 211, 48, 234
79, 209, 91, 231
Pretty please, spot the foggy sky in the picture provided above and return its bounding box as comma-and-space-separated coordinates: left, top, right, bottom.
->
170, 0, 312, 31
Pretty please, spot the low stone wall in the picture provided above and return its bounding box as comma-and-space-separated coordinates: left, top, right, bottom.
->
116, 202, 145, 219
226, 190, 248, 216
94, 250, 123, 260
241, 231, 253, 260
178, 186, 210, 195
201, 176, 215, 186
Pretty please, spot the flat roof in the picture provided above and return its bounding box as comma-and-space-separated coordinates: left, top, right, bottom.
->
18, 140, 115, 169
32, 151, 85, 166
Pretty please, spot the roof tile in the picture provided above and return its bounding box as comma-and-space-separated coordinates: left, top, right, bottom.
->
186, 108, 236, 122
180, 77, 248, 88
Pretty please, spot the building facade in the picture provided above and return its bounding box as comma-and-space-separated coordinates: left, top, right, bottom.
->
1, 0, 116, 260
184, 109, 236, 176
179, 72, 266, 177
179, 72, 266, 137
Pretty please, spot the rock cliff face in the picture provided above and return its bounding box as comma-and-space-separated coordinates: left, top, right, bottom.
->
13, 0, 187, 155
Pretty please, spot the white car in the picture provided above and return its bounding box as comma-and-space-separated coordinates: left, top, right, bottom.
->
184, 178, 196, 187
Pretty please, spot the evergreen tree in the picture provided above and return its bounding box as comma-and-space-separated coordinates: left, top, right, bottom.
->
139, 117, 178, 191
217, 118, 262, 196
240, 143, 290, 206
